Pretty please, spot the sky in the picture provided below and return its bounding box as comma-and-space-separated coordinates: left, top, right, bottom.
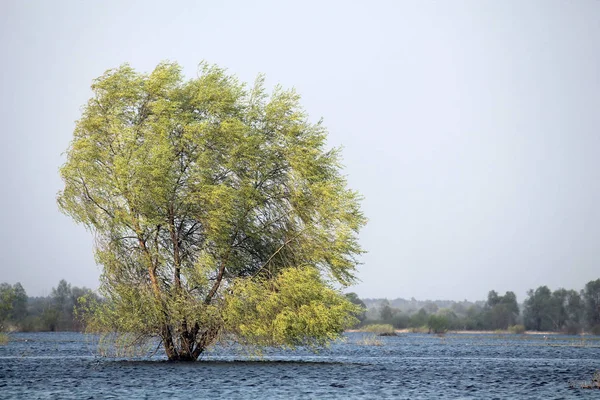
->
1, 0, 599, 301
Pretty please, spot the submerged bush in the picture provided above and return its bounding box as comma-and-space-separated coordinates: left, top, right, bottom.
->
569, 370, 600, 389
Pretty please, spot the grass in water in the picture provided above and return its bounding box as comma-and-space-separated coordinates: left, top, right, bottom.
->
358, 324, 396, 335
0, 333, 9, 345
508, 325, 526, 334
570, 370, 600, 389
356, 335, 383, 346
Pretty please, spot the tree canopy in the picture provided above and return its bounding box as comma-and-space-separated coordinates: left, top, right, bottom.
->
58, 62, 366, 360
483, 290, 519, 330
583, 279, 600, 334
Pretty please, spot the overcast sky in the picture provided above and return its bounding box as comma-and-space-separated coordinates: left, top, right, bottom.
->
1, 0, 599, 301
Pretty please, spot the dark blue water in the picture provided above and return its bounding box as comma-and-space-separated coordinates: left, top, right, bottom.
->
1, 332, 599, 399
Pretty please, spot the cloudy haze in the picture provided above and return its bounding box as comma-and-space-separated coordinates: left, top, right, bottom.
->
1, 0, 599, 301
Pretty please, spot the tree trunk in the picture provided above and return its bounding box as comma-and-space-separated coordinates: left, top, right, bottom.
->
161, 323, 219, 361
191, 326, 219, 360
162, 324, 179, 360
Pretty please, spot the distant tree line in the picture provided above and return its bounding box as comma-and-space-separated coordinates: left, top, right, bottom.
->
2, 278, 599, 334
348, 278, 600, 334
0, 280, 98, 332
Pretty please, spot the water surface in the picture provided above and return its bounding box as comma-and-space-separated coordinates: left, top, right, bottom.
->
1, 332, 599, 399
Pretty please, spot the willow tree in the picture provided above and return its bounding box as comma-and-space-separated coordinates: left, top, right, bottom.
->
58, 62, 365, 361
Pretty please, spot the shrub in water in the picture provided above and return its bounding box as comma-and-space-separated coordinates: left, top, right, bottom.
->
359, 324, 395, 335
570, 370, 600, 389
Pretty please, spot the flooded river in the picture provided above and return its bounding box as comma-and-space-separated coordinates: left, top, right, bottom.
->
1, 332, 599, 399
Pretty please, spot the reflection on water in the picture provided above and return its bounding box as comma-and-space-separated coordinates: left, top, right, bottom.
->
1, 332, 599, 399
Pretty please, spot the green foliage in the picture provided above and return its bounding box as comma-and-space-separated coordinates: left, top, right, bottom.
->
223, 267, 359, 349
344, 292, 367, 324
379, 300, 394, 322
390, 313, 410, 329
409, 325, 429, 333
427, 315, 448, 334
410, 308, 429, 328
358, 324, 395, 334
354, 278, 600, 335
0, 280, 96, 332
483, 290, 519, 330
0, 283, 15, 331
524, 286, 588, 332
58, 61, 365, 360
356, 335, 383, 346
0, 333, 8, 345
523, 286, 553, 331
548, 289, 583, 333
583, 279, 600, 330
0, 283, 30, 331
11, 283, 27, 322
